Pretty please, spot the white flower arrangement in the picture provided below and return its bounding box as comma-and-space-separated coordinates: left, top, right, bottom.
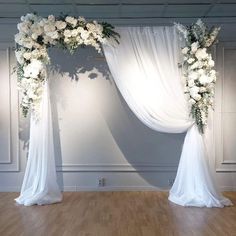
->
175, 19, 220, 133
15, 13, 119, 117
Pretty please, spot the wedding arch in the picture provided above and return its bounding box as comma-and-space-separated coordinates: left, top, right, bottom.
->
14, 13, 232, 207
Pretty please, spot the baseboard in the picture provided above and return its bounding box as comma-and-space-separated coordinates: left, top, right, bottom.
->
220, 186, 236, 191
1, 185, 236, 192
0, 186, 21, 192
62, 185, 168, 192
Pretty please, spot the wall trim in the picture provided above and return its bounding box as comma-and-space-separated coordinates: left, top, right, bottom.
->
1, 185, 236, 192
0, 47, 19, 172
56, 164, 178, 172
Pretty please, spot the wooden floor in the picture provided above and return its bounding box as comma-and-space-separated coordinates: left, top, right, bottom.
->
0, 192, 236, 236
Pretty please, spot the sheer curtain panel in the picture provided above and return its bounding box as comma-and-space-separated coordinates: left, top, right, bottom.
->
15, 82, 62, 206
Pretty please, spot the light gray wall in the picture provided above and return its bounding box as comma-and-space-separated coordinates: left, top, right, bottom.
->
0, 19, 235, 192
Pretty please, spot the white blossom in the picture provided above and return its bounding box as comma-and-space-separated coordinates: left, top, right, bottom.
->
65, 16, 77, 27
191, 42, 199, 53
195, 48, 208, 60
182, 47, 189, 54
23, 59, 44, 78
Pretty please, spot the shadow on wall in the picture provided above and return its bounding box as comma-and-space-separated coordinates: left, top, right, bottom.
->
48, 47, 186, 189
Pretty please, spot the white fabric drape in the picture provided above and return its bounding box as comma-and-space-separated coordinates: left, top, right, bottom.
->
15, 82, 62, 206
103, 26, 232, 207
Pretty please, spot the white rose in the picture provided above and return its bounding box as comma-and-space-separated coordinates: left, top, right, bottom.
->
195, 48, 208, 60
15, 50, 24, 64
198, 69, 204, 75
199, 87, 207, 93
191, 42, 199, 53
187, 58, 195, 64
188, 79, 195, 87
46, 31, 59, 39
199, 74, 210, 85
31, 33, 39, 40
64, 37, 70, 43
55, 21, 67, 30
189, 86, 200, 98
181, 47, 189, 54
86, 23, 96, 32
190, 61, 200, 70
44, 24, 56, 32
48, 15, 55, 22
64, 29, 72, 38
71, 29, 78, 37
210, 69, 216, 76
17, 22, 30, 34
188, 71, 198, 80
65, 16, 77, 27
189, 98, 196, 105
23, 52, 31, 60
193, 94, 201, 101
208, 59, 215, 67
80, 29, 90, 40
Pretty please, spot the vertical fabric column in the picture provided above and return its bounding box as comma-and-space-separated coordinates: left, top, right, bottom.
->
15, 82, 62, 206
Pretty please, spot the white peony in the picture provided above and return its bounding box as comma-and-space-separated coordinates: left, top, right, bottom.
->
23, 59, 44, 78
195, 48, 208, 60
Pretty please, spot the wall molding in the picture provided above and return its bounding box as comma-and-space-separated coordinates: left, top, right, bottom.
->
56, 163, 178, 172
215, 42, 236, 172
0, 46, 19, 172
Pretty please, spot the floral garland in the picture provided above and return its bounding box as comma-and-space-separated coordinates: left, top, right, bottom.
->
15, 13, 119, 117
175, 19, 220, 134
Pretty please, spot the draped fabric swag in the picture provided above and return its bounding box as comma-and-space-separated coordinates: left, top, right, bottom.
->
103, 26, 232, 207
